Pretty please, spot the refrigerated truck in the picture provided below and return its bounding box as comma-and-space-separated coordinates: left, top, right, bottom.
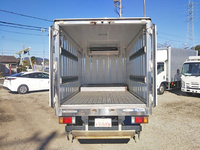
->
49, 18, 157, 141
157, 47, 197, 94
181, 56, 200, 95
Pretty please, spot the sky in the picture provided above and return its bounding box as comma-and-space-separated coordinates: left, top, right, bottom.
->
0, 0, 200, 58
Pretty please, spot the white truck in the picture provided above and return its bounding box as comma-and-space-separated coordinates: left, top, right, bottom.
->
157, 47, 197, 94
49, 17, 157, 141
181, 56, 200, 95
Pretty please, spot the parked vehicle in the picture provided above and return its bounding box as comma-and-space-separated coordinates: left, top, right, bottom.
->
44, 67, 49, 72
181, 56, 200, 95
3, 71, 49, 94
157, 47, 197, 94
49, 17, 157, 141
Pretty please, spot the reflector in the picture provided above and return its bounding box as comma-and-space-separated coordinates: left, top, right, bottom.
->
59, 117, 63, 124
143, 117, 148, 123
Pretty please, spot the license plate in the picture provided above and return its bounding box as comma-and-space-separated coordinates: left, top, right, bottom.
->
95, 118, 112, 127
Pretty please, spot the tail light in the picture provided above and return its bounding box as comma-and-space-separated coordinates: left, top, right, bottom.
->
59, 117, 76, 124
131, 116, 148, 124
9, 78, 16, 80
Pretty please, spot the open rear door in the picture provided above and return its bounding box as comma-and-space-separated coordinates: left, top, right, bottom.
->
49, 26, 54, 108
152, 24, 157, 107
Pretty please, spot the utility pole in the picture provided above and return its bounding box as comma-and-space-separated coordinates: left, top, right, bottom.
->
1, 36, 4, 55
186, 0, 195, 49
119, 0, 122, 17
143, 0, 146, 17
114, 0, 123, 17
114, 0, 146, 17
22, 43, 24, 61
41, 28, 45, 71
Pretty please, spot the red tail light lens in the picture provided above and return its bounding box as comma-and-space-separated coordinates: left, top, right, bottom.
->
135, 117, 143, 123
9, 78, 16, 80
59, 117, 76, 124
64, 117, 72, 124
131, 116, 148, 124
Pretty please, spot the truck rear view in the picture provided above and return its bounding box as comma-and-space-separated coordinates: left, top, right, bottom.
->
49, 18, 157, 141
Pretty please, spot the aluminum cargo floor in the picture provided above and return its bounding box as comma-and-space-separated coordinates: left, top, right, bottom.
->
62, 91, 144, 105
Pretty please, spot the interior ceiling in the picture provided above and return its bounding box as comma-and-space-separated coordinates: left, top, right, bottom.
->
61, 24, 144, 49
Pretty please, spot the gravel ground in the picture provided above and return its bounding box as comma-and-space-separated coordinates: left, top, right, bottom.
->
0, 85, 200, 150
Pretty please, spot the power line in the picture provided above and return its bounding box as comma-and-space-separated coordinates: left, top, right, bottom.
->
0, 21, 48, 30
158, 36, 200, 44
0, 49, 49, 55
159, 31, 187, 39
0, 37, 47, 45
158, 31, 200, 41
0, 29, 42, 36
0, 51, 49, 55
158, 36, 186, 43
0, 9, 52, 22
0, 24, 42, 31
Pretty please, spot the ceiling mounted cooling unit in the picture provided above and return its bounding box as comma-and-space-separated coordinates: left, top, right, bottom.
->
88, 47, 119, 56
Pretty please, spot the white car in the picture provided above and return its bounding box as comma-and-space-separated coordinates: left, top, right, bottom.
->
3, 71, 49, 94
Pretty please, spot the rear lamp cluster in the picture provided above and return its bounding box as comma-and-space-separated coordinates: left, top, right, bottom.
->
59, 116, 148, 124
59, 117, 76, 124
9, 78, 16, 80
131, 116, 148, 124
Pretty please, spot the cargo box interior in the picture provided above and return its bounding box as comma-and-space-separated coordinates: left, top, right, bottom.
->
52, 19, 154, 106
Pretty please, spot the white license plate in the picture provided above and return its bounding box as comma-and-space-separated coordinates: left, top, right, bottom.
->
95, 118, 112, 127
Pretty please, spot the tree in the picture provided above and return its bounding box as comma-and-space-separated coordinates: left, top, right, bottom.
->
22, 60, 30, 66
157, 42, 171, 48
31, 56, 37, 65
195, 45, 200, 56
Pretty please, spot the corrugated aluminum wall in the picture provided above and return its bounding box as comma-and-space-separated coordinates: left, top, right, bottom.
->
59, 36, 82, 100
126, 30, 147, 100
82, 51, 126, 84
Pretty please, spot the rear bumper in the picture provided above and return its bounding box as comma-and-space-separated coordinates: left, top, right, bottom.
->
66, 124, 141, 139
72, 130, 135, 139
7, 86, 17, 92
181, 88, 200, 93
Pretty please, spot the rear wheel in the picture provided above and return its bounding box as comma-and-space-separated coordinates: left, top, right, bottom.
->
18, 85, 28, 94
158, 83, 165, 95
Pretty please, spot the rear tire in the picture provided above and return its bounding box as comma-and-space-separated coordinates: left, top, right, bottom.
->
18, 85, 28, 94
158, 83, 165, 95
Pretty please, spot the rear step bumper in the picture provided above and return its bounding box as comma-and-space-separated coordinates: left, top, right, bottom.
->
72, 130, 135, 139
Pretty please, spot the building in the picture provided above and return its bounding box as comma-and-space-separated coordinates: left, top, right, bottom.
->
0, 55, 19, 76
